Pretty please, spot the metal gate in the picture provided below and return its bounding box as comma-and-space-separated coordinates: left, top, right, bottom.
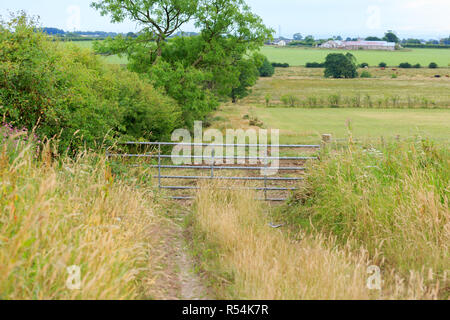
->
107, 142, 321, 202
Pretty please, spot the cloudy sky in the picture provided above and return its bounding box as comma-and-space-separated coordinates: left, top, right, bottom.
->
1, 0, 449, 39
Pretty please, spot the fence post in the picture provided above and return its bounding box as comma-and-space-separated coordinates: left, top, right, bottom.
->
264, 159, 268, 201
211, 149, 215, 179
158, 143, 161, 190
322, 134, 332, 144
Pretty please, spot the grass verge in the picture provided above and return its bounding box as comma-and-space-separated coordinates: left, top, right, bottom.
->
0, 137, 162, 299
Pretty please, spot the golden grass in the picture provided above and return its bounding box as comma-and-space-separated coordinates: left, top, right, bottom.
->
0, 139, 161, 299
192, 182, 442, 299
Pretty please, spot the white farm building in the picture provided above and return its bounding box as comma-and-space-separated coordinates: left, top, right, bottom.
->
320, 40, 396, 51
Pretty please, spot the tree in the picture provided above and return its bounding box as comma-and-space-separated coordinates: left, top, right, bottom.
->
293, 33, 302, 40
383, 30, 399, 43
91, 0, 198, 63
365, 36, 381, 41
324, 53, 358, 79
258, 56, 274, 77
91, 0, 273, 126
231, 54, 263, 103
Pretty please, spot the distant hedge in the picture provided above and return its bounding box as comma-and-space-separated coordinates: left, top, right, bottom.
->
403, 44, 450, 49
305, 62, 325, 68
272, 62, 290, 68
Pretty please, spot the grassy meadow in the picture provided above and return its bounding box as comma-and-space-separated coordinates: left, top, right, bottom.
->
212, 105, 450, 144
246, 66, 450, 109
261, 46, 450, 67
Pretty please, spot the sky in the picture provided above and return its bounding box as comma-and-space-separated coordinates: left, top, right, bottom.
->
0, 0, 449, 39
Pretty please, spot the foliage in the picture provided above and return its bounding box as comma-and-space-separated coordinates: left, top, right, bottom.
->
92, 0, 273, 127
258, 56, 275, 77
359, 62, 369, 68
360, 70, 372, 78
399, 62, 412, 68
271, 62, 289, 68
0, 15, 180, 152
231, 54, 263, 103
305, 62, 324, 68
324, 53, 358, 79
379, 62, 387, 68
383, 30, 399, 43
429, 62, 438, 69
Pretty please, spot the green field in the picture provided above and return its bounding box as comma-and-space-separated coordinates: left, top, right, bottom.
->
66, 40, 128, 64
261, 46, 450, 67
245, 67, 450, 108
70, 41, 450, 67
213, 105, 450, 144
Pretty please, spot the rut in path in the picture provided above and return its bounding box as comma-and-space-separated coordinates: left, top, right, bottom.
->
149, 208, 211, 300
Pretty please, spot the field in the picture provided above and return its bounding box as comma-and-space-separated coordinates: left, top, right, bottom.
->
213, 105, 450, 144
64, 40, 128, 64
261, 46, 450, 67
69, 41, 450, 68
245, 66, 450, 109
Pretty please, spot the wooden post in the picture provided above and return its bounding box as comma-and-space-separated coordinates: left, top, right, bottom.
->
322, 134, 332, 144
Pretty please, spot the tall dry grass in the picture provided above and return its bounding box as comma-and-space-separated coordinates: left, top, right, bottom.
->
192, 182, 375, 300
0, 137, 161, 299
284, 139, 449, 298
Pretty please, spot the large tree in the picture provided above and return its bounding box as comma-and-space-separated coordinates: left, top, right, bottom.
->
91, 0, 198, 62
324, 53, 358, 79
383, 30, 399, 43
91, 0, 273, 125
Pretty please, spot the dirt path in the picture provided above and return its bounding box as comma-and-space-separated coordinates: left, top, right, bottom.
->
148, 207, 212, 300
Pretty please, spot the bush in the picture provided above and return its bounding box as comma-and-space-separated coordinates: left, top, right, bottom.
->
379, 62, 387, 68
258, 56, 275, 77
0, 15, 181, 152
399, 62, 412, 68
281, 94, 299, 107
272, 62, 289, 68
359, 62, 369, 68
360, 71, 372, 78
324, 53, 358, 79
429, 62, 438, 69
391, 73, 398, 78
305, 62, 325, 68
413, 63, 421, 68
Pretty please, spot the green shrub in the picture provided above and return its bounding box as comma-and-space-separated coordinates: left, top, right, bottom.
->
328, 94, 341, 108
413, 63, 421, 68
281, 94, 299, 107
429, 62, 438, 69
391, 73, 398, 78
305, 62, 325, 68
360, 71, 372, 78
258, 56, 275, 77
379, 62, 387, 68
0, 15, 181, 152
399, 62, 412, 68
359, 62, 369, 68
324, 53, 358, 79
271, 62, 289, 68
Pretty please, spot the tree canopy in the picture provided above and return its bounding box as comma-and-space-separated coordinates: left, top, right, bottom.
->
91, 0, 273, 126
324, 53, 358, 79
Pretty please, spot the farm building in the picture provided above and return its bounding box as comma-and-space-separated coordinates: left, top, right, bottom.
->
320, 40, 396, 51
